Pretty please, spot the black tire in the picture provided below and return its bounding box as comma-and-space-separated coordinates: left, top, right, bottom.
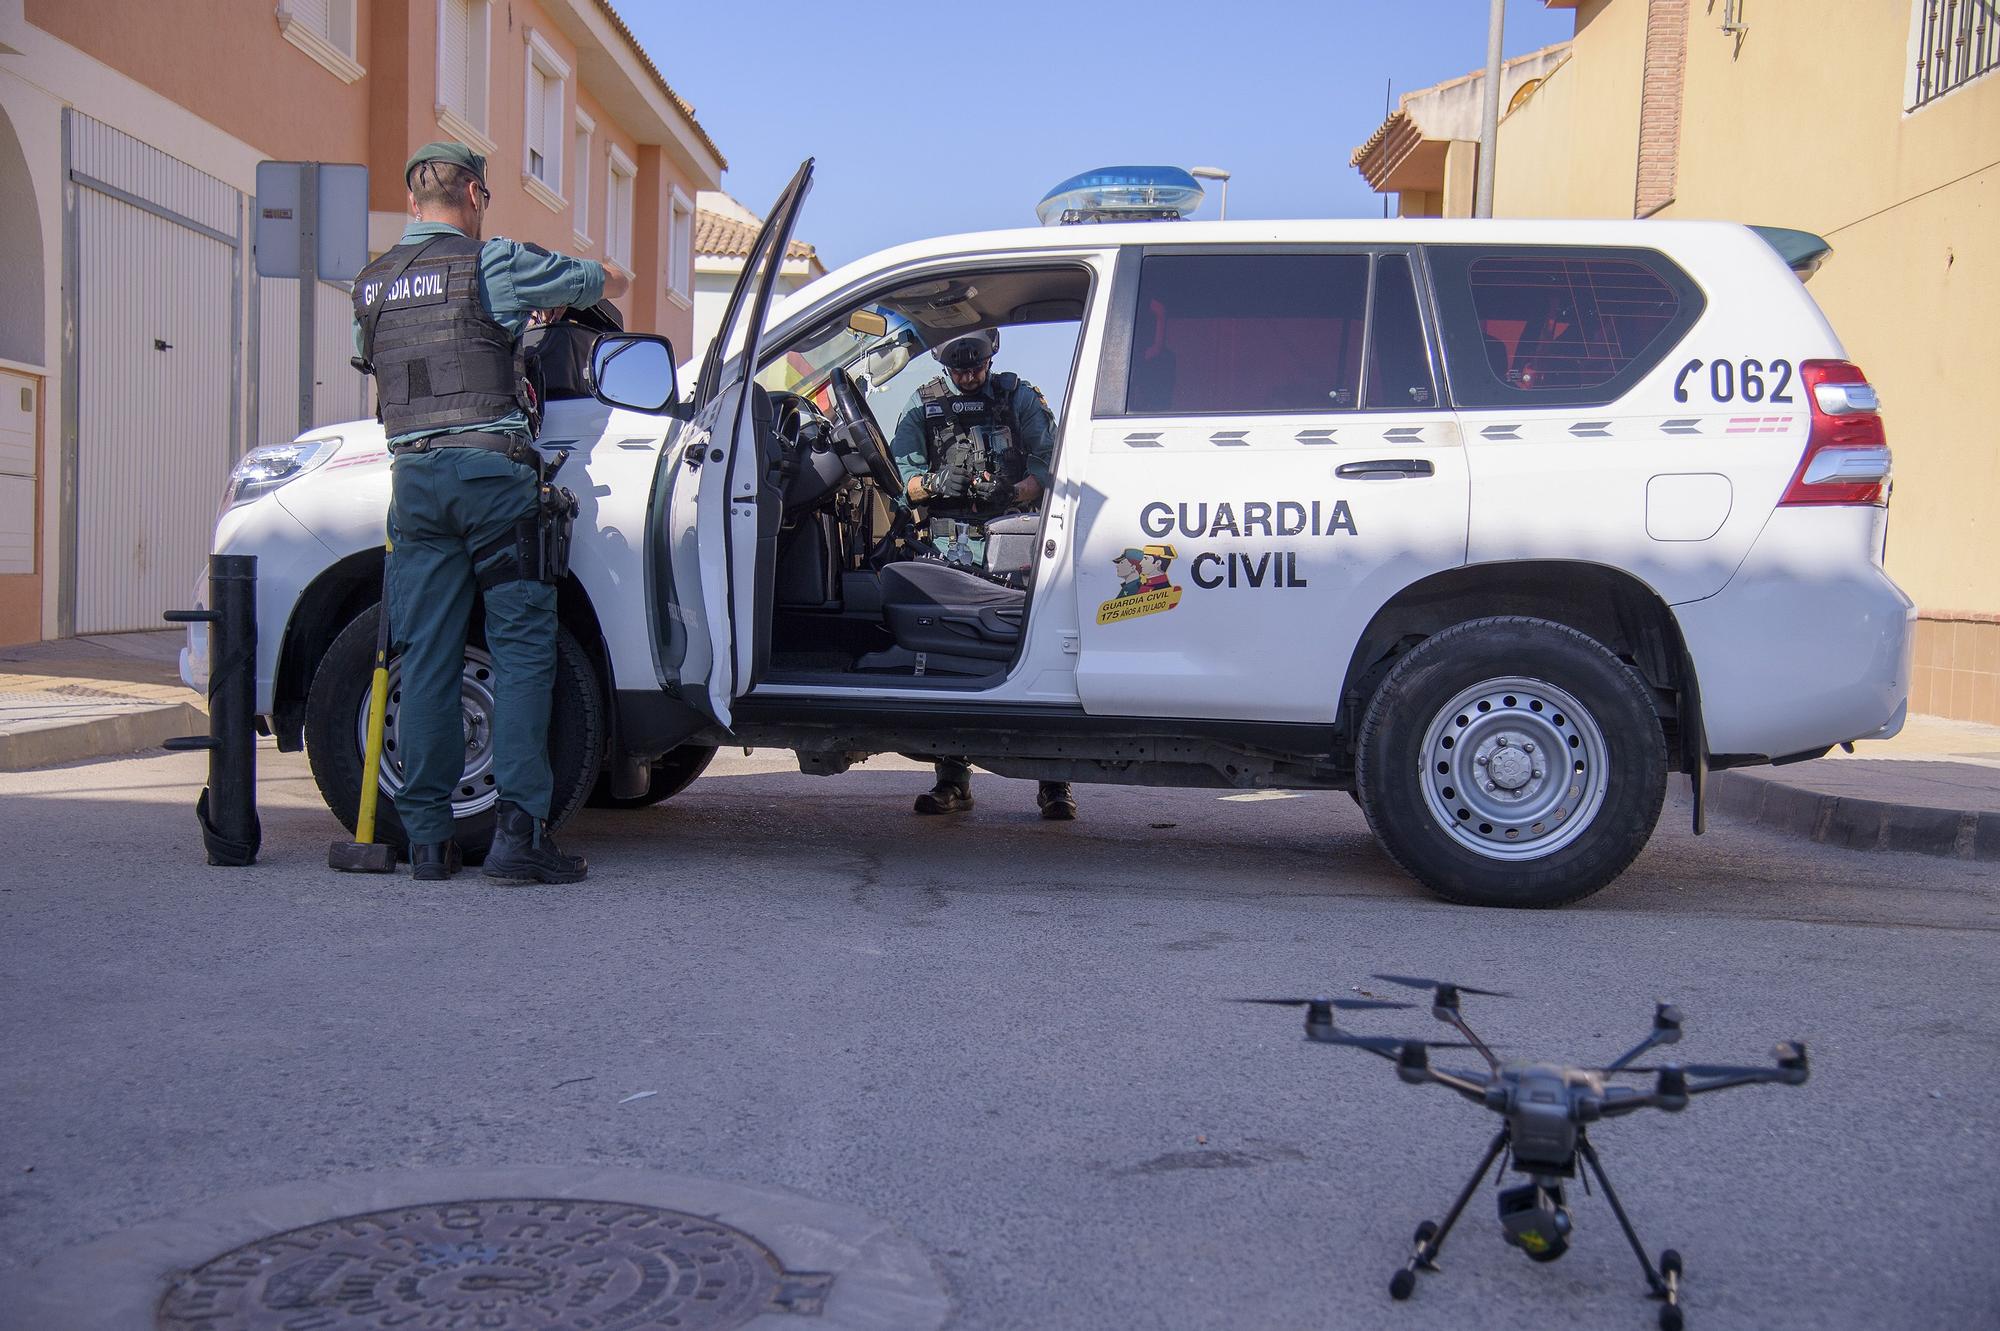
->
586, 743, 717, 809
1354, 616, 1666, 909
304, 603, 607, 862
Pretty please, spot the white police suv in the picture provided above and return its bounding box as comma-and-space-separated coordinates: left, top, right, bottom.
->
185, 160, 1912, 907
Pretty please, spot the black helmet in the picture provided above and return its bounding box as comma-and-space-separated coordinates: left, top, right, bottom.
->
934, 328, 999, 370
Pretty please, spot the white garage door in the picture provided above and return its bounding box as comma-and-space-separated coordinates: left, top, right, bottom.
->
67, 112, 241, 634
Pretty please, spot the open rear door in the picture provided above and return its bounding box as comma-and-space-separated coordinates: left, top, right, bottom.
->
649, 159, 812, 728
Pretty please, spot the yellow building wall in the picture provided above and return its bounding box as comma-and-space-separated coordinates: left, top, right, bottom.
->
1487, 0, 2000, 721
1492, 0, 1647, 218
1653, 1, 2000, 624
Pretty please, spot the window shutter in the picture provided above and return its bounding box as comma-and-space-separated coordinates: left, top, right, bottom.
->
440, 0, 469, 115
526, 67, 545, 174
291, 0, 333, 40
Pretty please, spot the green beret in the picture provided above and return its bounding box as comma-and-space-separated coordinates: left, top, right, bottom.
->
404, 140, 487, 187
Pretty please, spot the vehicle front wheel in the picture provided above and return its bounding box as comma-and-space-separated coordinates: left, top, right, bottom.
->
304, 604, 607, 862
586, 743, 717, 809
1354, 616, 1666, 908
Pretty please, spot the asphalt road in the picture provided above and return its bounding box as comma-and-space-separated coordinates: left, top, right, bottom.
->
2, 746, 1996, 1330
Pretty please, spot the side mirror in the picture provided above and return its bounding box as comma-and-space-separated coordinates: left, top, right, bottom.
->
590, 333, 678, 414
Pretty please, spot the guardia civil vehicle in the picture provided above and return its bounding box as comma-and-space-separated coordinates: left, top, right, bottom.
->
184, 161, 1913, 907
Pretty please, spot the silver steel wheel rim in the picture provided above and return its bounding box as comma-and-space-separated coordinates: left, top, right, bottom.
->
1417, 675, 1609, 862
354, 647, 502, 820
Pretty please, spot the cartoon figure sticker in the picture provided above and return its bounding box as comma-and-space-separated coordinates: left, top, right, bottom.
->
1097, 544, 1183, 625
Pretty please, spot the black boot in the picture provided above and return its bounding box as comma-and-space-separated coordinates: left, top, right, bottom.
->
1037, 781, 1077, 821
482, 800, 588, 884
410, 839, 462, 881
914, 780, 973, 815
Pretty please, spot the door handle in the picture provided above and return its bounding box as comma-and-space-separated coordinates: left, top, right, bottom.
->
1335, 458, 1434, 479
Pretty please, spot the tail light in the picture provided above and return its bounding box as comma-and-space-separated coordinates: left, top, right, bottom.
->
1779, 360, 1889, 506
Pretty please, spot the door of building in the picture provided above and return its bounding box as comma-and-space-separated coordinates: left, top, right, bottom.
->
65, 111, 242, 634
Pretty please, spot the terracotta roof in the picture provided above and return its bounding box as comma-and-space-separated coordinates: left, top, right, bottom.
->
695, 207, 819, 265
591, 0, 726, 170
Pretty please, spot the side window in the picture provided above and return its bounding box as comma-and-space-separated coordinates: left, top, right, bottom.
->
1366, 254, 1436, 410
1126, 254, 1368, 414
1427, 246, 1705, 409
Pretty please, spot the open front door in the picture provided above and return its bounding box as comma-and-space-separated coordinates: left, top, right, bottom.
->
649, 159, 813, 728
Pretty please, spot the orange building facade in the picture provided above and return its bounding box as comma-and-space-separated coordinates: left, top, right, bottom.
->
0, 0, 724, 642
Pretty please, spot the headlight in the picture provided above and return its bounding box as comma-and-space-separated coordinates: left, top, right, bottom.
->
222, 437, 340, 510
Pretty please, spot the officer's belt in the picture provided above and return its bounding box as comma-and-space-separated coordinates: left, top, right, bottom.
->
389, 429, 537, 465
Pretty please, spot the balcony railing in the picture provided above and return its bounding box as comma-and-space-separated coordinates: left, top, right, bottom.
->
1911, 0, 1999, 109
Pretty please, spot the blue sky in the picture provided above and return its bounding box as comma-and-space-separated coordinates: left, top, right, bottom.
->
630, 0, 1578, 270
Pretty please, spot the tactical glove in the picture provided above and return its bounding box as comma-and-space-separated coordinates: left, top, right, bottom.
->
970, 471, 1015, 506
923, 451, 974, 500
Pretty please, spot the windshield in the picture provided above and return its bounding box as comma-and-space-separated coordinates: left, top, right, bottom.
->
758, 304, 920, 400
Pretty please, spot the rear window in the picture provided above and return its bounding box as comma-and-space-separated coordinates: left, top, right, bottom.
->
1126, 253, 1368, 414
1427, 246, 1705, 408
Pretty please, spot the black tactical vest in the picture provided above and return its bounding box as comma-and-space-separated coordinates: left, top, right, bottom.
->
915, 372, 1026, 519
352, 233, 533, 439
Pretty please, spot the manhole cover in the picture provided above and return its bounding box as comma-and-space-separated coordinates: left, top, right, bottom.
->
155, 1198, 833, 1330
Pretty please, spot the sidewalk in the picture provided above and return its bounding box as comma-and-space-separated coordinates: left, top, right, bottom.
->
1707, 713, 2000, 861
0, 631, 204, 772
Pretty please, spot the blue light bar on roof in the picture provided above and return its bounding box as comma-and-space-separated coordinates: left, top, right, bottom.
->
1036, 165, 1205, 226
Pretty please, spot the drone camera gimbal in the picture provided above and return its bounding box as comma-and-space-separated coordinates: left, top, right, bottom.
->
1239, 977, 1808, 1331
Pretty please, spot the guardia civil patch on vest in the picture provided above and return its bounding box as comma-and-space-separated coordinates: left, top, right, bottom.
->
358, 267, 453, 312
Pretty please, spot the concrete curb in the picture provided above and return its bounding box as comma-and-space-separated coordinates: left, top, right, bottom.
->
1708, 769, 2000, 861
0, 1165, 953, 1331
0, 701, 205, 772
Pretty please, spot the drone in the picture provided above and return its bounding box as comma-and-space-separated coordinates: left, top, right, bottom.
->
1237, 974, 1809, 1330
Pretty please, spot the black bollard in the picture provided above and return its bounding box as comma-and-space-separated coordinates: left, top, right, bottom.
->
164, 554, 261, 865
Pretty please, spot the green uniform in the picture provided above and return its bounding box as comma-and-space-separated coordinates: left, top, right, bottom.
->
891, 371, 1055, 563
358, 221, 604, 842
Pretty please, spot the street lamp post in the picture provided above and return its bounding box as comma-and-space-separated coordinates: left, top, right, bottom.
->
1189, 165, 1231, 220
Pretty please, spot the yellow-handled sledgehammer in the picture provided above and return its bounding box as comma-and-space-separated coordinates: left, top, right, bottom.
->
330, 539, 399, 873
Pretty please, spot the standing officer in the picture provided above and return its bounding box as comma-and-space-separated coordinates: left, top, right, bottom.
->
890, 328, 1078, 822
351, 142, 629, 883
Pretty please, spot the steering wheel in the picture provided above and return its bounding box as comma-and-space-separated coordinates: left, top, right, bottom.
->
827, 367, 905, 496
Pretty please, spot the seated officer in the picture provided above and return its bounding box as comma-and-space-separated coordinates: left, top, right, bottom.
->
889, 328, 1077, 822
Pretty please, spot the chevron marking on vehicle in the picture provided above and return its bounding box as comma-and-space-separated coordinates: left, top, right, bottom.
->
1295, 428, 1339, 445
1569, 421, 1613, 438
1383, 426, 1424, 443
1124, 432, 1165, 448
1661, 419, 1702, 436
1209, 431, 1250, 447
1726, 415, 1793, 435
1479, 424, 1521, 440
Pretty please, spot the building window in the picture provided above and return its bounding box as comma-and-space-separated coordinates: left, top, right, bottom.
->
1907, 0, 1999, 110
668, 188, 694, 300
606, 146, 636, 271
276, 0, 364, 83
521, 29, 570, 212
436, 0, 495, 154
572, 110, 595, 243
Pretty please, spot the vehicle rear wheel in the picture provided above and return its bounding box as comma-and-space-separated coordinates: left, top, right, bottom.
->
586, 743, 716, 809
1354, 616, 1666, 908
304, 604, 606, 863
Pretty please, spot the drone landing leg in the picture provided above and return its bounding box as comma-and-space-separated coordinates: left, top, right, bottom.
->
1577, 1137, 1682, 1329
1388, 1127, 1508, 1301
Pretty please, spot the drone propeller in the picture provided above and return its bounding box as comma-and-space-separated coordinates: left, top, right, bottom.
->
1307, 1031, 1480, 1053
1370, 973, 1514, 999
1230, 997, 1416, 1011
